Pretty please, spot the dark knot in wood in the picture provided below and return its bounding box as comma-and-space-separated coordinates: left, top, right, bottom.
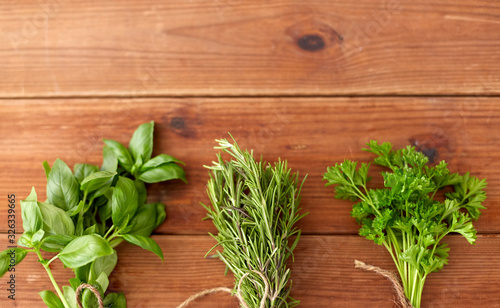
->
170, 117, 185, 130
297, 34, 325, 52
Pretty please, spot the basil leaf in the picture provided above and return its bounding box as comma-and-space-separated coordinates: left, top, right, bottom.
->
128, 203, 165, 236
155, 203, 166, 229
63, 286, 78, 308
141, 154, 185, 172
83, 225, 97, 236
128, 204, 157, 237
93, 182, 113, 199
129, 121, 154, 163
131, 155, 143, 177
80, 171, 116, 194
39, 290, 64, 308
73, 263, 91, 282
21, 187, 43, 233
117, 215, 133, 234
59, 235, 114, 268
82, 280, 104, 308
103, 293, 126, 308
110, 186, 125, 227
0, 248, 28, 278
74, 164, 99, 184
39, 202, 75, 236
135, 180, 147, 206
17, 232, 34, 248
111, 177, 138, 228
90, 251, 117, 280
109, 238, 124, 249
40, 235, 75, 253
69, 200, 85, 217
31, 229, 45, 247
96, 272, 109, 293
122, 234, 163, 261
47, 159, 80, 211
98, 188, 114, 224
42, 161, 51, 179
103, 139, 134, 172
138, 163, 186, 184
69, 277, 81, 290
98, 202, 112, 224
93, 195, 108, 208
101, 146, 118, 172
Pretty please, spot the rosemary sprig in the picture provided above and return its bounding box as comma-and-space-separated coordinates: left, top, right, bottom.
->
202, 137, 307, 308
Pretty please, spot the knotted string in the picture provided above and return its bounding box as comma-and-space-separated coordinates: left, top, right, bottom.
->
177, 270, 269, 308
354, 260, 413, 308
177, 287, 233, 308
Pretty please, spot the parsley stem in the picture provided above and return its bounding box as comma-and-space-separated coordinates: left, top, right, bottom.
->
356, 184, 382, 217
410, 267, 419, 304
383, 241, 399, 271
417, 276, 427, 307
402, 231, 407, 282
430, 188, 438, 200
430, 230, 450, 257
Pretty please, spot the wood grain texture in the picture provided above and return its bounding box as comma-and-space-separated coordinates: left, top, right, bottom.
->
1, 0, 499, 97
0, 99, 498, 235
1, 235, 498, 307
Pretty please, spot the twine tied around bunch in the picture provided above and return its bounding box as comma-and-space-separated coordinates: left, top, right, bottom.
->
354, 260, 414, 308
177, 270, 269, 308
75, 283, 104, 308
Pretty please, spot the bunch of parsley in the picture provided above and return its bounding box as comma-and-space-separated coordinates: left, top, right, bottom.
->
0, 121, 185, 308
323, 141, 487, 308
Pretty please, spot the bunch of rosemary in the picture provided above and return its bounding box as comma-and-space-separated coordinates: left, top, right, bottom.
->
202, 137, 307, 308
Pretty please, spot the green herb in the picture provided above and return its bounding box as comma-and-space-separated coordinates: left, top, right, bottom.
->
323, 141, 487, 308
202, 137, 307, 308
1, 121, 185, 308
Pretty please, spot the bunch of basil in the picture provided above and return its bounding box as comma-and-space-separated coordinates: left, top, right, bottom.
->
0, 121, 185, 308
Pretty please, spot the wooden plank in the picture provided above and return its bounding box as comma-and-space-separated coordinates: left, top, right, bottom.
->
1, 234, 498, 307
1, 1, 499, 97
0, 99, 499, 235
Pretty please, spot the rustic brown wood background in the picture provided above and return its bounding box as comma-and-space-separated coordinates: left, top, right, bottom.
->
1, 1, 499, 307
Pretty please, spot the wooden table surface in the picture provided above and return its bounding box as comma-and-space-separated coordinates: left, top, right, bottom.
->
1, 1, 499, 308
